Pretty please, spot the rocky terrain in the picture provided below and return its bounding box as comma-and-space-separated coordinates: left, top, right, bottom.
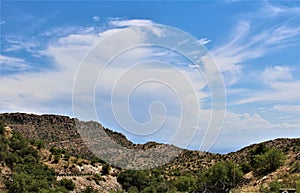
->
0, 112, 299, 192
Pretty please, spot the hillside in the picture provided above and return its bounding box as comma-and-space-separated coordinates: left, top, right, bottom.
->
0, 113, 299, 193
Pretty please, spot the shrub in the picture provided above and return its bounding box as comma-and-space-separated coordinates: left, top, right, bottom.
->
117, 170, 150, 191
296, 180, 300, 192
269, 181, 282, 192
58, 178, 75, 191
199, 161, 244, 193
102, 163, 110, 175
254, 148, 284, 175
0, 122, 4, 135
171, 176, 197, 192
91, 157, 106, 166
64, 152, 71, 160
2, 131, 68, 193
50, 147, 62, 155
128, 186, 139, 193
81, 186, 98, 193
52, 154, 60, 164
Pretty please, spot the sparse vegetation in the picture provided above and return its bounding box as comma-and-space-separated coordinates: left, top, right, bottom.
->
58, 178, 75, 191
253, 147, 285, 175
0, 122, 69, 193
1, 113, 299, 193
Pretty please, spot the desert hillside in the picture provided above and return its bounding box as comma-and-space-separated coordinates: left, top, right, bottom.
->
0, 113, 299, 193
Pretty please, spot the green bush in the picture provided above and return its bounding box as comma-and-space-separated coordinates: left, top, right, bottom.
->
296, 180, 300, 192
141, 186, 157, 193
171, 176, 197, 192
254, 148, 285, 175
269, 181, 282, 192
81, 186, 98, 193
64, 152, 71, 160
117, 170, 150, 191
0, 122, 4, 135
50, 147, 62, 155
52, 154, 60, 164
196, 161, 243, 193
91, 157, 106, 166
1, 130, 69, 193
9, 132, 28, 151
58, 178, 75, 191
102, 163, 111, 175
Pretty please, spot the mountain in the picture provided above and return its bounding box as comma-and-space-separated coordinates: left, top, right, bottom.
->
0, 112, 299, 193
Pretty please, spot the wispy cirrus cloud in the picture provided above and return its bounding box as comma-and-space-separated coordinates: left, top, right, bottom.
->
231, 64, 300, 105
4, 38, 37, 53
273, 105, 300, 113
213, 22, 300, 84
261, 1, 300, 17
198, 38, 210, 45
211, 3, 300, 86
109, 19, 154, 27
0, 55, 29, 72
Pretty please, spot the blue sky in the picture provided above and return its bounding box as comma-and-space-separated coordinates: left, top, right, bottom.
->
1, 1, 300, 153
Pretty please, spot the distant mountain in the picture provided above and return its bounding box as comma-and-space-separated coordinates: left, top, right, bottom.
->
0, 112, 299, 192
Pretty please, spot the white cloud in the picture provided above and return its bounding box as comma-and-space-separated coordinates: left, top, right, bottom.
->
211, 7, 300, 86
261, 65, 293, 84
224, 112, 274, 130
92, 16, 100, 22
0, 55, 29, 71
232, 82, 300, 105
262, 2, 300, 17
210, 110, 300, 152
273, 105, 300, 113
4, 38, 37, 53
232, 65, 300, 105
198, 38, 210, 45
109, 19, 153, 27
1, 21, 218, 151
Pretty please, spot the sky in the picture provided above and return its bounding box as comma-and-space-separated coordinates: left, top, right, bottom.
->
1, 1, 300, 154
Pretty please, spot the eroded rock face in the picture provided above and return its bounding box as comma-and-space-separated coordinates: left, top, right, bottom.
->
0, 113, 184, 169
0, 113, 90, 158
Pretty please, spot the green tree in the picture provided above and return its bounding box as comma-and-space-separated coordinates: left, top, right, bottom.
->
198, 161, 243, 193
58, 178, 75, 191
0, 122, 4, 135
52, 154, 61, 164
249, 143, 269, 170
254, 148, 285, 175
117, 170, 150, 191
3, 132, 68, 193
171, 176, 197, 192
81, 186, 98, 193
128, 186, 139, 193
102, 163, 111, 175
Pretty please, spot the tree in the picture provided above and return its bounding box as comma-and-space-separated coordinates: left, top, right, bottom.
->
254, 148, 284, 175
117, 170, 150, 191
81, 186, 98, 193
58, 178, 75, 191
102, 163, 111, 175
0, 122, 4, 135
171, 176, 197, 192
198, 161, 243, 193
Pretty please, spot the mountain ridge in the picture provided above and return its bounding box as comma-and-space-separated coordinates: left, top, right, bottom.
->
1, 112, 298, 155
1, 112, 299, 192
